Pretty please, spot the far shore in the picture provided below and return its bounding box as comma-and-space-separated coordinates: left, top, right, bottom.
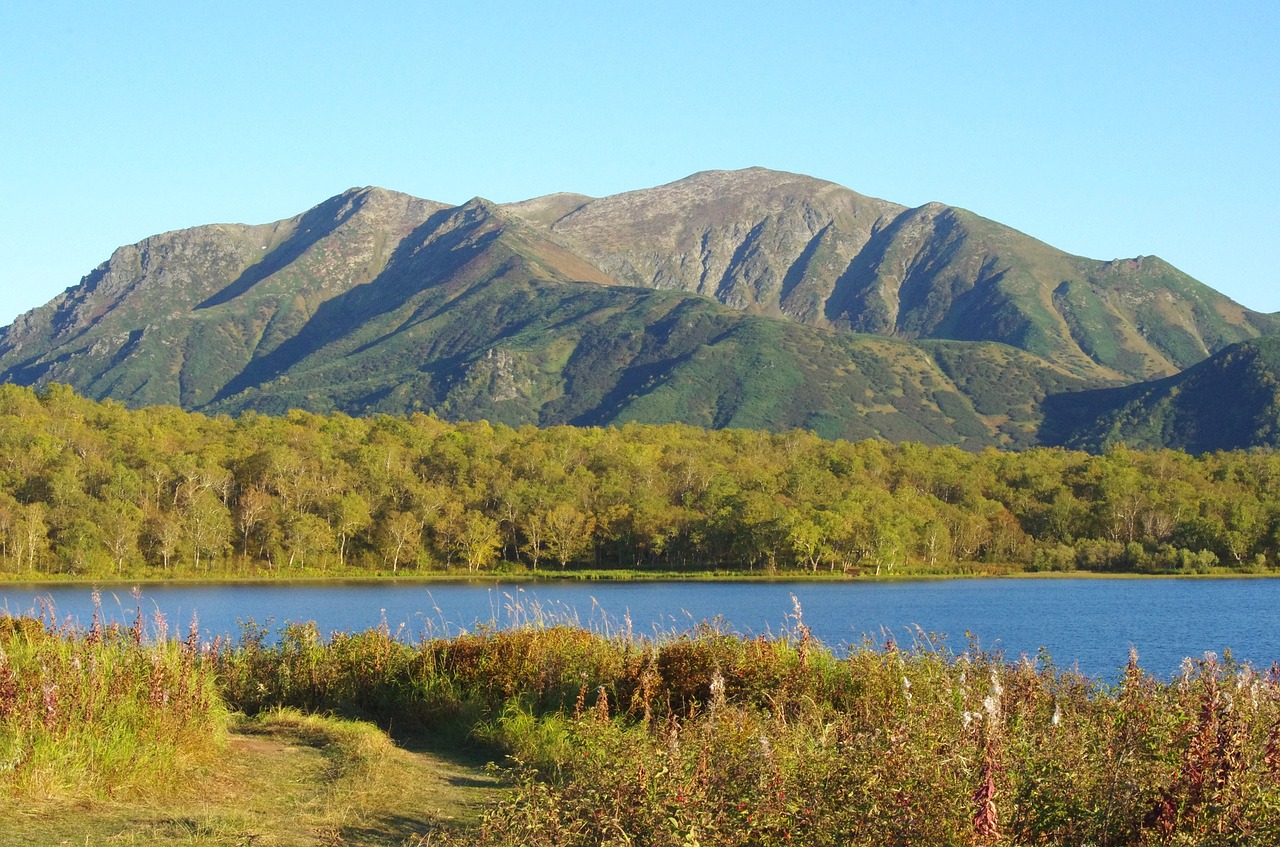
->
2, 565, 1277, 591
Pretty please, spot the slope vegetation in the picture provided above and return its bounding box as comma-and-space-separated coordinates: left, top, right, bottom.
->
1, 168, 1274, 449
1041, 335, 1280, 453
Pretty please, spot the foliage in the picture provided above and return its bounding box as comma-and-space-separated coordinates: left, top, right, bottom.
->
0, 604, 227, 800
1043, 336, 1280, 454
0, 385, 1279, 578
212, 615, 1280, 845
7, 604, 1280, 843
437, 628, 1280, 847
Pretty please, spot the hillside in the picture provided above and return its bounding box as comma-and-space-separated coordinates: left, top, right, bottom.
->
1041, 336, 1280, 453
0, 168, 1274, 450
511, 168, 1279, 381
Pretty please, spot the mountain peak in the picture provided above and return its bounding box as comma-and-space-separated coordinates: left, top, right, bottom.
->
501, 192, 595, 228
459, 196, 499, 212
643, 166, 843, 199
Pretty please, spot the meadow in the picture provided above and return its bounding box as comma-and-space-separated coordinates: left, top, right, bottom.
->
2, 599, 1279, 845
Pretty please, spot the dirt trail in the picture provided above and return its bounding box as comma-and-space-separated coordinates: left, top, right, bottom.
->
0, 716, 504, 846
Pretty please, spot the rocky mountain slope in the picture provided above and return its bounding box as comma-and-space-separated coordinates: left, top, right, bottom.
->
510, 169, 1277, 381
1, 168, 1274, 450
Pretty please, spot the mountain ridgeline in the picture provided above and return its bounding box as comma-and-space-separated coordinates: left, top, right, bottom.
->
1, 168, 1275, 451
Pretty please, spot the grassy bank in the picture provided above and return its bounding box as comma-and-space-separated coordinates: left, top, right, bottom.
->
5, 559, 1277, 590
3, 611, 1280, 845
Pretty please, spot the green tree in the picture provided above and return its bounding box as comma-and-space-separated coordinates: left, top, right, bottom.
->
185, 488, 233, 572
328, 492, 372, 569
282, 511, 336, 571
91, 498, 142, 575
456, 510, 501, 573
13, 501, 49, 572
786, 514, 824, 572
235, 485, 275, 559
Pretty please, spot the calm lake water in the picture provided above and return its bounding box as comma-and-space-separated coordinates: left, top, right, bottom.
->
1, 578, 1276, 679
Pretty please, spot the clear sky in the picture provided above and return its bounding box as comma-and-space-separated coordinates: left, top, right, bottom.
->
2, 2, 1277, 327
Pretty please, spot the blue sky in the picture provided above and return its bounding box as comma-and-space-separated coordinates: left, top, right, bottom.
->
2, 2, 1277, 327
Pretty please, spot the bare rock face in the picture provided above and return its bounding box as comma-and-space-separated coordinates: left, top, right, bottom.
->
507, 168, 905, 325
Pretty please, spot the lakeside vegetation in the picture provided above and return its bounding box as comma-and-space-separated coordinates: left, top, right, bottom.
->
4, 608, 1280, 845
0, 384, 1278, 581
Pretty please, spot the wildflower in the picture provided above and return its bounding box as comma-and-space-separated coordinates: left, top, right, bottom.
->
709, 670, 726, 713
42, 682, 59, 730
982, 670, 1003, 724
972, 754, 1000, 842
595, 685, 610, 721
1237, 666, 1261, 708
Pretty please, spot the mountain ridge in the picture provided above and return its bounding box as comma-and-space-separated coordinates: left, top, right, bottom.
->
2, 167, 1275, 452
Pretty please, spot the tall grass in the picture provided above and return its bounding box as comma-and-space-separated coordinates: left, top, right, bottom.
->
203, 602, 1280, 844
0, 600, 227, 800
434, 626, 1280, 846
5, 596, 1279, 843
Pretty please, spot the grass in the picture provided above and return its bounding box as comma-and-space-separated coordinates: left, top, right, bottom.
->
12, 559, 1276, 590
0, 709, 501, 846
4, 605, 1280, 845
0, 609, 226, 802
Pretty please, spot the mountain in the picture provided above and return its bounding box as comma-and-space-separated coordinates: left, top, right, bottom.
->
507, 169, 1279, 382
1040, 336, 1280, 453
0, 168, 1274, 450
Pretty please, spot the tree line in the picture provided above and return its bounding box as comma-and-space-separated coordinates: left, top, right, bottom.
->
0, 384, 1276, 578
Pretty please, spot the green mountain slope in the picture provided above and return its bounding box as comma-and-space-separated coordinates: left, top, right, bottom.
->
0, 187, 446, 408
196, 200, 1082, 447
0, 167, 1272, 450
1040, 336, 1280, 453
515, 169, 1278, 382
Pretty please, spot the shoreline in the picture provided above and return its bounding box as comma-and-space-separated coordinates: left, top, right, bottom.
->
2, 566, 1277, 591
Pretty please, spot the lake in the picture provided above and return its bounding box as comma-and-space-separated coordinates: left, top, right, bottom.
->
1, 577, 1275, 679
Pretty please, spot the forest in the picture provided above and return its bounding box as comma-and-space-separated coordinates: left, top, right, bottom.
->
0, 383, 1276, 580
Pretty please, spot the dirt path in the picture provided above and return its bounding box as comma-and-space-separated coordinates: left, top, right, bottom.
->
0, 713, 505, 846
